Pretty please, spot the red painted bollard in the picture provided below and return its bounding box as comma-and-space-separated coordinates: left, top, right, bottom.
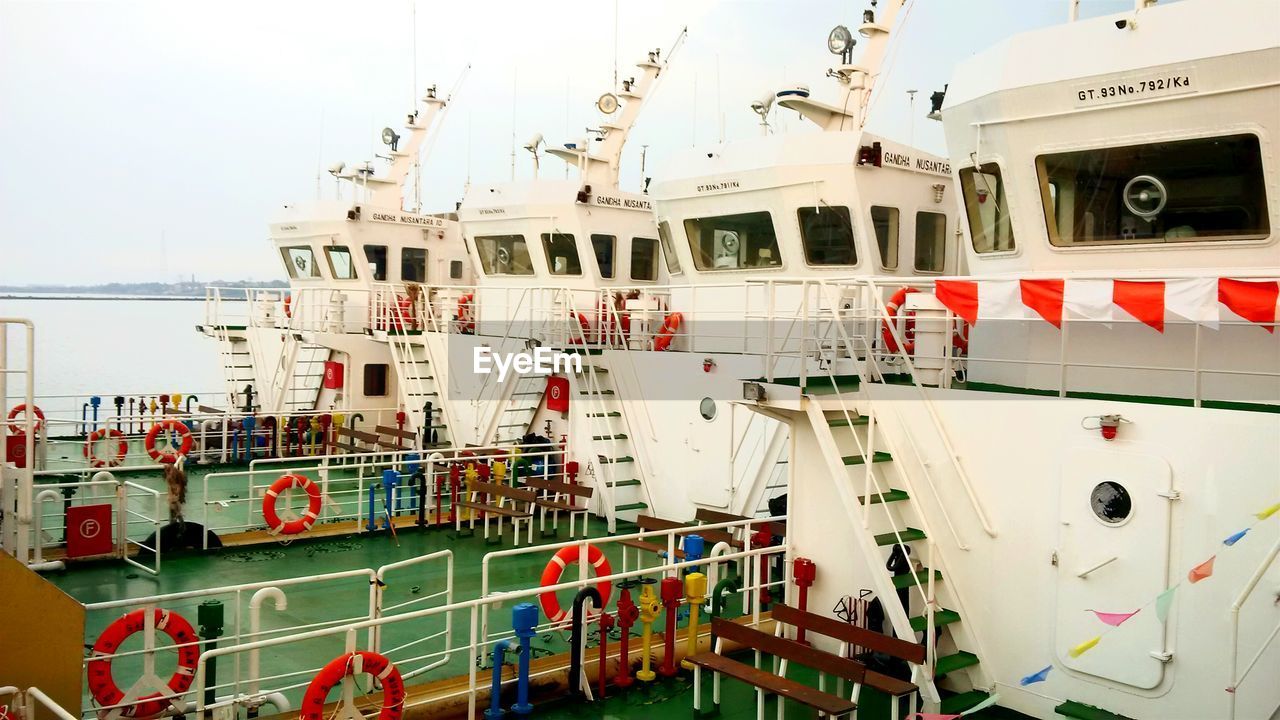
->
448, 464, 461, 523
318, 414, 332, 455
597, 612, 615, 699
752, 529, 774, 609
792, 557, 817, 645
658, 577, 682, 677
613, 580, 640, 688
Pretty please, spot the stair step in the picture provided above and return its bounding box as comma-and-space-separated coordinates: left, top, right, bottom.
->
843, 451, 893, 465
940, 691, 992, 716
592, 434, 628, 441
608, 479, 642, 488
581, 390, 615, 395
909, 608, 960, 633
934, 650, 979, 675
892, 569, 942, 590
584, 366, 609, 373
615, 502, 647, 512
511, 391, 543, 396
801, 375, 861, 395
588, 412, 621, 417
858, 488, 909, 505
598, 455, 634, 464
874, 527, 926, 546
1054, 701, 1137, 720
827, 416, 870, 428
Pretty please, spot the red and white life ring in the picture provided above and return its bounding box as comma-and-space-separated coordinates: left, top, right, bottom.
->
392, 294, 416, 331
881, 287, 918, 355
300, 651, 404, 720
86, 608, 200, 719
952, 319, 970, 354
456, 293, 475, 333
144, 420, 192, 464
85, 428, 129, 468
653, 312, 683, 352
262, 474, 323, 535
283, 293, 293, 318
6, 404, 44, 434
539, 544, 613, 622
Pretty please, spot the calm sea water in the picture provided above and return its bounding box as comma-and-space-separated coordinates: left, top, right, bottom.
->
0, 297, 226, 409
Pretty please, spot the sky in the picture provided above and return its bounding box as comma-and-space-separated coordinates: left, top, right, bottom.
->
0, 0, 1134, 285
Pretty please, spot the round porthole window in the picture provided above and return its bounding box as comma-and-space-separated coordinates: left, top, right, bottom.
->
699, 397, 717, 421
1090, 481, 1132, 525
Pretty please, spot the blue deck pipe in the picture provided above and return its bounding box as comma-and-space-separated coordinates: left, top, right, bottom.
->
89, 396, 102, 432
511, 602, 538, 716
484, 639, 512, 719
684, 533, 705, 573
568, 587, 604, 696
382, 469, 397, 524
231, 422, 243, 464
242, 416, 257, 461
366, 484, 378, 531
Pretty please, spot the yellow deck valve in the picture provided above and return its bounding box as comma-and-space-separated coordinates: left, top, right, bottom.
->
681, 572, 707, 670
493, 460, 507, 485
309, 417, 322, 454
635, 581, 661, 682
172, 393, 183, 409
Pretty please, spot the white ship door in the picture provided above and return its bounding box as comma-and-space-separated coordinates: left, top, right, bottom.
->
1055, 448, 1173, 690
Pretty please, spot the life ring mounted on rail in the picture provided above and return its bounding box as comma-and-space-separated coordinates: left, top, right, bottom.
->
262, 474, 323, 536
6, 403, 45, 434
653, 312, 683, 352
86, 608, 200, 719
882, 287, 970, 356
144, 420, 192, 464
539, 544, 613, 622
456, 293, 476, 333
85, 428, 129, 468
300, 651, 404, 720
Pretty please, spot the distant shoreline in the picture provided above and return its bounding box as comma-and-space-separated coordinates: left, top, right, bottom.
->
1, 294, 207, 301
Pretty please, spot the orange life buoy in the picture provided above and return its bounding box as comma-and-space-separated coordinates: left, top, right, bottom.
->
87, 608, 200, 719
300, 651, 404, 720
952, 319, 970, 354
456, 293, 475, 333
144, 420, 192, 464
283, 293, 293, 318
392, 295, 416, 331
6, 404, 44, 434
539, 544, 613, 622
85, 428, 129, 468
881, 287, 918, 355
262, 474, 323, 535
653, 312, 682, 352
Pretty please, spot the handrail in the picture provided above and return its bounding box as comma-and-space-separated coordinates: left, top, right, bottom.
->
1227, 534, 1280, 719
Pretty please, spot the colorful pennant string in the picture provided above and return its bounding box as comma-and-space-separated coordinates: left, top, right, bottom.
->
1188, 555, 1216, 584
1223, 529, 1249, 546
1155, 586, 1176, 623
1257, 502, 1280, 521
1069, 636, 1101, 658
1087, 610, 1139, 627
1019, 666, 1052, 686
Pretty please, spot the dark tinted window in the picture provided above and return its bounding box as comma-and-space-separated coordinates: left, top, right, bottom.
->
363, 245, 388, 281
591, 234, 616, 278
797, 206, 856, 265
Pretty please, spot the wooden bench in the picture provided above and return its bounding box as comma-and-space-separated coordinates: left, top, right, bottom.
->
453, 480, 536, 545
524, 478, 593, 537
333, 426, 380, 456
772, 603, 925, 717
374, 424, 417, 451
687, 616, 865, 719
617, 515, 694, 568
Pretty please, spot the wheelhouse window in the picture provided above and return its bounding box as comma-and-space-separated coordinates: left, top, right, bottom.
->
683, 211, 781, 271
363, 364, 388, 397
657, 221, 682, 275
363, 245, 388, 281
401, 248, 427, 282
324, 246, 356, 279
797, 206, 856, 266
960, 163, 1016, 253
631, 237, 659, 281
591, 234, 616, 279
914, 212, 947, 273
871, 206, 899, 269
281, 246, 321, 279
541, 233, 582, 275
449, 260, 464, 279
1037, 134, 1269, 246
475, 235, 535, 275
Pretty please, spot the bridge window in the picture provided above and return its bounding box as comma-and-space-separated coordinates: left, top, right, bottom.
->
683, 211, 781, 271
324, 246, 356, 279
871, 206, 899, 269
914, 212, 946, 273
657, 221, 683, 275
631, 237, 659, 281
363, 364, 388, 397
1037, 134, 1269, 246
960, 163, 1016, 254
798, 206, 856, 266
450, 260, 464, 279
363, 245, 388, 281
281, 246, 321, 279
591, 234, 616, 279
401, 247, 427, 282
475, 235, 535, 276
541, 233, 582, 276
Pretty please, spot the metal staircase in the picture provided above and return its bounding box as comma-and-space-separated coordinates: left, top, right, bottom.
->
213, 330, 258, 410
384, 330, 452, 448
264, 336, 327, 414
490, 372, 545, 445
574, 357, 653, 530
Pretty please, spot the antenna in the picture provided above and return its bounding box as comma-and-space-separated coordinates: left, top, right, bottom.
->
612, 0, 619, 94
510, 69, 518, 181
907, 88, 916, 146
314, 108, 325, 201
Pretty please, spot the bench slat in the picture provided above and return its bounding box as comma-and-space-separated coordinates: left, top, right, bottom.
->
524, 478, 594, 498
712, 618, 867, 684
375, 425, 417, 440
772, 603, 926, 665
455, 501, 530, 518
471, 481, 537, 503
685, 653, 856, 716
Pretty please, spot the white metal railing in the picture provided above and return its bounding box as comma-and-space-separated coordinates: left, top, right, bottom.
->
2, 686, 79, 720
1227, 534, 1280, 719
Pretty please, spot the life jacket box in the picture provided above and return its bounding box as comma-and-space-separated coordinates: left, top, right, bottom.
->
5, 434, 29, 467
323, 361, 344, 389
546, 376, 569, 413
66, 503, 114, 558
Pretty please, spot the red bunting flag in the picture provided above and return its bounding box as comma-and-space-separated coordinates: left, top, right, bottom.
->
1218, 278, 1278, 332
1113, 280, 1166, 333
1088, 609, 1140, 627
1188, 555, 1216, 584
1020, 279, 1065, 328
935, 280, 980, 325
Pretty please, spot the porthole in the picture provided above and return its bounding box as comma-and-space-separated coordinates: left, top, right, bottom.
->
699, 397, 717, 421
1089, 481, 1132, 525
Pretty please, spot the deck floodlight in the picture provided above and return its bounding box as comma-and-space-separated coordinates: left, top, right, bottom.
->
524, 133, 544, 152
827, 25, 854, 55
750, 91, 775, 117
743, 382, 766, 402
927, 85, 947, 121
327, 161, 346, 176
381, 127, 401, 150
597, 93, 620, 114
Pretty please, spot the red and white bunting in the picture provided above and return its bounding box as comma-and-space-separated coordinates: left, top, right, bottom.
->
932, 278, 1279, 333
